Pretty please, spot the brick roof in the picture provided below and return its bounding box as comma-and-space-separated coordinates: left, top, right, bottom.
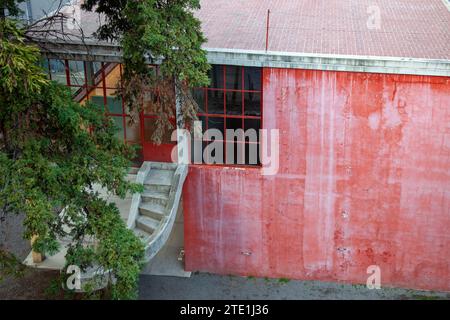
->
30, 0, 450, 61
197, 0, 450, 59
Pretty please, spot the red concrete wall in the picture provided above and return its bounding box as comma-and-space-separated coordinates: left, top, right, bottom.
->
183, 68, 450, 292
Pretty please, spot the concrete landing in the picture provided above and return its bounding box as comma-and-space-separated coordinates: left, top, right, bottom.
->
141, 200, 191, 278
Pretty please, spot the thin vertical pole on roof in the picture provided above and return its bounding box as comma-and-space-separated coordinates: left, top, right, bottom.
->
265, 9, 271, 52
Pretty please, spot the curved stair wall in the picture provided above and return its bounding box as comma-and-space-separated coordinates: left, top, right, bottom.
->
127, 162, 188, 262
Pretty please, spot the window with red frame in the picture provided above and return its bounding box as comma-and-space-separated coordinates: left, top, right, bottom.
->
43, 59, 142, 164
192, 65, 262, 166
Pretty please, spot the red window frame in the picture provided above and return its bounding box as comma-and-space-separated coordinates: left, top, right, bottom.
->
192, 65, 263, 166
43, 58, 180, 165
44, 59, 142, 164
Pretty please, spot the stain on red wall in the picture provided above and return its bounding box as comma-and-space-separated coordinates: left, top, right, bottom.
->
183, 68, 450, 291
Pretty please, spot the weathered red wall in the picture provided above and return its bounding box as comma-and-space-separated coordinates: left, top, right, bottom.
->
183, 68, 450, 292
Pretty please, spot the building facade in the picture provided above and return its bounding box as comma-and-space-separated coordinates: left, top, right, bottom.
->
35, 0, 450, 292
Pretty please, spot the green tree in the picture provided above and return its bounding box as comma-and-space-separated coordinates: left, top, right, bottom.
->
0, 16, 144, 298
1, 0, 210, 299
82, 0, 210, 143
0, 0, 25, 18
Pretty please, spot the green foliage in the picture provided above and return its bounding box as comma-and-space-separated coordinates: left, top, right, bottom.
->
0, 19, 144, 299
83, 0, 209, 86
278, 278, 290, 284
0, 0, 24, 18
82, 0, 210, 143
0, 249, 25, 281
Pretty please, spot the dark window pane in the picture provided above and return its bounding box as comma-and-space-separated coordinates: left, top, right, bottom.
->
244, 92, 261, 116
90, 96, 105, 112
226, 66, 242, 90
226, 118, 243, 132
49, 59, 67, 85
207, 117, 224, 139
192, 89, 205, 113
244, 119, 261, 142
68, 60, 85, 86
226, 91, 242, 115
40, 58, 50, 79
106, 96, 123, 114
244, 67, 261, 91
207, 90, 224, 114
198, 116, 207, 134
208, 65, 224, 89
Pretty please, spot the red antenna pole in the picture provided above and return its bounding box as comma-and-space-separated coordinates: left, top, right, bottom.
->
265, 9, 271, 52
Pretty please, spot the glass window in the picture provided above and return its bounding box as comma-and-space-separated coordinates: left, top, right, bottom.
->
192, 89, 205, 113
207, 117, 225, 138
226, 118, 242, 132
208, 65, 224, 89
85, 61, 102, 87
40, 58, 50, 79
244, 119, 261, 142
196, 65, 262, 166
207, 90, 224, 114
244, 92, 261, 116
106, 96, 123, 114
48, 59, 68, 85
244, 67, 261, 91
226, 66, 242, 90
68, 60, 85, 87
226, 91, 242, 115
90, 96, 105, 112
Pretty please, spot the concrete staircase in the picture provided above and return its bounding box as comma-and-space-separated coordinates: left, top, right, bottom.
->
127, 162, 188, 262
24, 161, 188, 292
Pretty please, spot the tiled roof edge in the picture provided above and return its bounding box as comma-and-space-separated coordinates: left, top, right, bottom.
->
36, 40, 450, 77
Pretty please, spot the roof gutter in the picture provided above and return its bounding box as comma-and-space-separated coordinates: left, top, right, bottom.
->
206, 48, 450, 77
35, 40, 450, 77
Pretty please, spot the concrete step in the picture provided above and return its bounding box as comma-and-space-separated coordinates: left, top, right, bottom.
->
139, 202, 166, 220
133, 228, 152, 243
144, 183, 172, 193
136, 216, 160, 234
150, 162, 178, 170
145, 169, 174, 187
141, 190, 169, 206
